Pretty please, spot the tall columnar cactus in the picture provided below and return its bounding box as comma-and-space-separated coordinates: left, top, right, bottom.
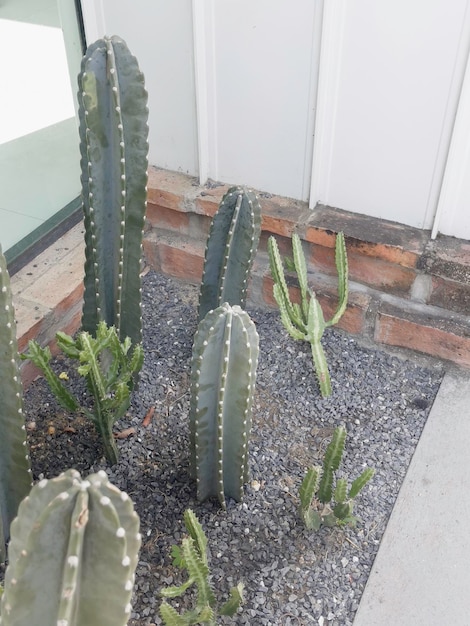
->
78, 36, 149, 346
198, 187, 262, 322
0, 469, 141, 626
190, 303, 259, 508
0, 245, 32, 563
268, 232, 348, 397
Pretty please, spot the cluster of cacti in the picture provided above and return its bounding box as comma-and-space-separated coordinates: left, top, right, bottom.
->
299, 427, 375, 531
78, 35, 149, 348
189, 303, 259, 508
0, 245, 32, 563
267, 232, 348, 397
160, 509, 244, 625
23, 321, 144, 465
198, 186, 261, 322
0, 469, 141, 626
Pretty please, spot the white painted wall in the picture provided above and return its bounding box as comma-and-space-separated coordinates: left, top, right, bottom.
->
81, 0, 198, 175
201, 0, 321, 199
79, 0, 470, 239
311, 0, 470, 230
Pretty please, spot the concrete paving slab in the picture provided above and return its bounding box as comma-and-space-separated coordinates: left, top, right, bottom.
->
353, 371, 470, 626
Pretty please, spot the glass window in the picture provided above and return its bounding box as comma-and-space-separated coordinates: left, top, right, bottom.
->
0, 0, 84, 268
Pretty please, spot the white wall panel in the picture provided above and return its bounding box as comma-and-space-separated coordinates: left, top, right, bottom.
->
208, 0, 320, 199
313, 0, 469, 229
87, 0, 198, 175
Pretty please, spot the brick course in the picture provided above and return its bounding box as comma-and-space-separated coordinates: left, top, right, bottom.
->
144, 167, 470, 368
10, 167, 470, 386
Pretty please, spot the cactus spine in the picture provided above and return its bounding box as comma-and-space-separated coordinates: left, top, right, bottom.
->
0, 245, 32, 563
198, 187, 261, 322
0, 469, 141, 626
78, 36, 149, 346
190, 304, 259, 508
268, 232, 348, 397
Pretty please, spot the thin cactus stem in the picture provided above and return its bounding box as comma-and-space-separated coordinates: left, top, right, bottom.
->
317, 426, 346, 503
0, 246, 32, 563
78, 36, 148, 347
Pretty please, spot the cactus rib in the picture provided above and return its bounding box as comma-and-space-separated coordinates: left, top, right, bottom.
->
0, 246, 32, 563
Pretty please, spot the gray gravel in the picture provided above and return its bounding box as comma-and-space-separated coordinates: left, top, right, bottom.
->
21, 270, 443, 625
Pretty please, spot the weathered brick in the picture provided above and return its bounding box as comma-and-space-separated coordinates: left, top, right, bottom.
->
304, 205, 426, 268
308, 243, 416, 295
146, 235, 204, 282
146, 203, 191, 234
430, 275, 470, 315
194, 187, 230, 217
260, 196, 310, 238
375, 306, 470, 367
420, 235, 470, 283
147, 167, 194, 210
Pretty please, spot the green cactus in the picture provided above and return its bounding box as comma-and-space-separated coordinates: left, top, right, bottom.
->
0, 469, 141, 626
190, 303, 259, 508
23, 322, 144, 465
198, 187, 262, 322
0, 245, 32, 563
78, 35, 149, 347
160, 509, 244, 625
299, 427, 375, 531
268, 231, 348, 397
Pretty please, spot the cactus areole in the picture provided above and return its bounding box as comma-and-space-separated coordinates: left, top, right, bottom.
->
0, 469, 141, 626
78, 36, 149, 347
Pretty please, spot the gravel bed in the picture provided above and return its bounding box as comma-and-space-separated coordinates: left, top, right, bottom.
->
18, 270, 443, 625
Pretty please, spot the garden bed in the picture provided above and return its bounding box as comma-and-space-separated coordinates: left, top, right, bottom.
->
19, 270, 443, 625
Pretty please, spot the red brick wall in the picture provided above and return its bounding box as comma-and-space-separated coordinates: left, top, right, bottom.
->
144, 167, 470, 368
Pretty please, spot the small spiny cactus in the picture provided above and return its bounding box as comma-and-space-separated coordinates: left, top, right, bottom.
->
198, 186, 261, 322
299, 427, 375, 530
160, 509, 244, 624
0, 469, 141, 626
190, 303, 259, 508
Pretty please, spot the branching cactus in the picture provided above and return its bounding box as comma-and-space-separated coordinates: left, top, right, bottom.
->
0, 245, 32, 563
78, 36, 149, 347
268, 232, 348, 397
160, 509, 244, 625
299, 427, 375, 531
23, 322, 144, 465
0, 469, 141, 626
190, 304, 259, 508
198, 187, 262, 322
